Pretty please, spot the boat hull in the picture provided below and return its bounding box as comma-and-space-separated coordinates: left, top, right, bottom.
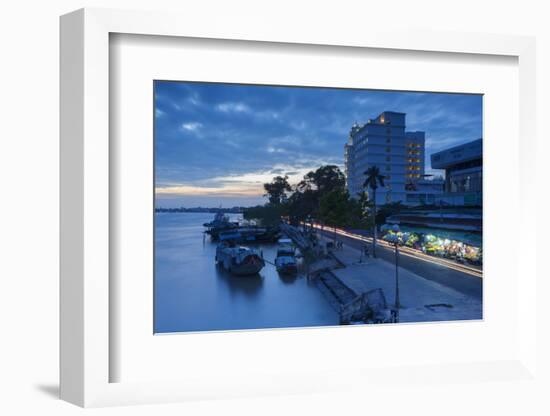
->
275, 256, 298, 275
229, 260, 264, 276
218, 226, 279, 244
276, 264, 298, 275
216, 246, 265, 276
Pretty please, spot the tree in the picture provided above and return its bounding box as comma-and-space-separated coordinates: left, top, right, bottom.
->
357, 191, 370, 216
259, 166, 348, 226
296, 165, 346, 218
263, 175, 291, 205
319, 188, 350, 227
363, 166, 385, 257
286, 188, 318, 224
301, 165, 345, 194
243, 204, 285, 227
318, 187, 372, 231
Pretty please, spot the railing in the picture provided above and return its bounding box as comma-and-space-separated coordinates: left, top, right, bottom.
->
340, 288, 394, 324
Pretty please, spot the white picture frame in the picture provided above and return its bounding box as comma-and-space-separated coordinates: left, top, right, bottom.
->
60, 7, 538, 408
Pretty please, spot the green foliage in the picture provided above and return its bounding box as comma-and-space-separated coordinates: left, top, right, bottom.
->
302, 165, 346, 193
318, 188, 370, 229
346, 195, 371, 228
363, 166, 386, 191
285, 165, 347, 224
361, 166, 387, 255
319, 189, 349, 226
263, 175, 291, 205
356, 191, 370, 214
250, 165, 371, 228
243, 204, 286, 227
286, 188, 318, 224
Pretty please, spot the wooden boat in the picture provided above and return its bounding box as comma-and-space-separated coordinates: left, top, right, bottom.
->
215, 242, 265, 276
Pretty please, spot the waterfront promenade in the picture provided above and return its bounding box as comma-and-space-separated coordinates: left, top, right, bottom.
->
317, 227, 483, 300
317, 234, 483, 323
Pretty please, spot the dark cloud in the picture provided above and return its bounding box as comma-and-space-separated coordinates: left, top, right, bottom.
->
155, 81, 482, 207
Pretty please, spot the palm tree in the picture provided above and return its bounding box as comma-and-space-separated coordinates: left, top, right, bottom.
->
363, 166, 385, 257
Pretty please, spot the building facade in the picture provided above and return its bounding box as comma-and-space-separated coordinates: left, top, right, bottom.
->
430, 138, 482, 206
344, 111, 436, 205
405, 178, 445, 205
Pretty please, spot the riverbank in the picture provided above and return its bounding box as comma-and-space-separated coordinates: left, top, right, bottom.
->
316, 233, 483, 323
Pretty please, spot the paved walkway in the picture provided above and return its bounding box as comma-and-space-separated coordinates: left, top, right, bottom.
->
319, 235, 482, 323
318, 228, 483, 300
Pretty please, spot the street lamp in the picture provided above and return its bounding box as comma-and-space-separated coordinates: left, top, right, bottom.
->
390, 224, 401, 322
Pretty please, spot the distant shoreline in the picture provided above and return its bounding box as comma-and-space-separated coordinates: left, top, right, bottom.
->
155, 207, 246, 214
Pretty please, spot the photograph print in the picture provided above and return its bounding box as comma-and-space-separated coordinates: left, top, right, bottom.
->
154, 81, 483, 334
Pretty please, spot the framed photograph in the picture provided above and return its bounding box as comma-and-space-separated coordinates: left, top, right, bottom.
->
60, 8, 538, 407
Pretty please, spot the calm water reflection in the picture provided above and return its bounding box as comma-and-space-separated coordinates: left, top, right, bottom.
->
154, 212, 339, 333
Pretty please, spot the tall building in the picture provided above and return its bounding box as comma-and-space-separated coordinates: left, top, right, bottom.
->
344, 111, 428, 205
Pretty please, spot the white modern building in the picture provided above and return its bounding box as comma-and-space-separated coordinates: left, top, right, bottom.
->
344, 111, 439, 205
430, 138, 482, 206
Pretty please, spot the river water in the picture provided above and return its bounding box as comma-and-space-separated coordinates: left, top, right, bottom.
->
154, 212, 339, 333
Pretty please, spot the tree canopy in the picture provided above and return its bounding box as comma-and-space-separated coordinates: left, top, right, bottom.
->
263, 175, 291, 205
363, 166, 385, 191
245, 164, 408, 231
300, 164, 345, 194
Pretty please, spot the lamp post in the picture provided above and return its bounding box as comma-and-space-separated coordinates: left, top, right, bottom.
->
391, 224, 401, 322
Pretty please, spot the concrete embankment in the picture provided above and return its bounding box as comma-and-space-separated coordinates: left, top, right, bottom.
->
279, 223, 312, 252
281, 224, 390, 323
281, 224, 482, 323
317, 233, 482, 323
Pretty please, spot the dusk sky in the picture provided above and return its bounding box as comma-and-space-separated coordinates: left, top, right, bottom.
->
155, 81, 482, 208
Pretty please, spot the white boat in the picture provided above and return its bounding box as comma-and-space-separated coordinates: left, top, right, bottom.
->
215, 243, 265, 276
276, 238, 295, 255
275, 255, 298, 274
275, 238, 297, 274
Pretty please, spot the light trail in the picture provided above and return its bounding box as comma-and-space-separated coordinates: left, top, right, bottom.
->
307, 223, 483, 278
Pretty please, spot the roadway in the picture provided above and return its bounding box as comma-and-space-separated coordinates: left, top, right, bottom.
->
315, 226, 483, 301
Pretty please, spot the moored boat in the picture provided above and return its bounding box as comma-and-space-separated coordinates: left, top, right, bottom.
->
218, 225, 279, 244
275, 255, 298, 274
203, 212, 239, 240
215, 243, 265, 276
276, 238, 295, 255
275, 237, 298, 274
